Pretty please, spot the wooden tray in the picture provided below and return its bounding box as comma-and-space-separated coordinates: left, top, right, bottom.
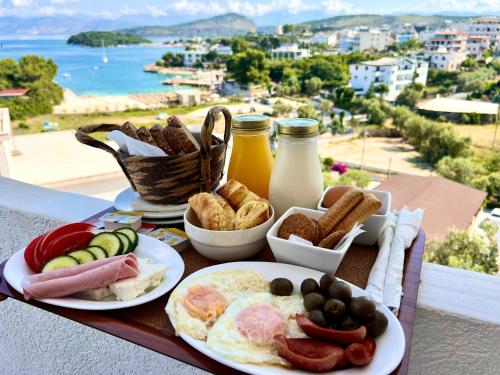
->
0, 208, 425, 375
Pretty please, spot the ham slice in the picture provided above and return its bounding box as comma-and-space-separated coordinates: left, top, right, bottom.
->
22, 254, 139, 300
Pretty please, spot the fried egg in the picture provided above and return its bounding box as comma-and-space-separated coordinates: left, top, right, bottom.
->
166, 270, 269, 340
206, 292, 307, 367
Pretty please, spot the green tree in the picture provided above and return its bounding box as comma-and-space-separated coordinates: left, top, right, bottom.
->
226, 49, 270, 86
425, 227, 498, 275
374, 83, 389, 96
460, 56, 479, 71
230, 37, 250, 53
297, 104, 320, 120
304, 76, 323, 96
337, 169, 371, 188
272, 100, 293, 116
395, 86, 422, 108
318, 99, 333, 114
161, 52, 184, 67
282, 24, 296, 34
436, 156, 480, 184
457, 67, 496, 93
335, 87, 355, 109
391, 106, 414, 133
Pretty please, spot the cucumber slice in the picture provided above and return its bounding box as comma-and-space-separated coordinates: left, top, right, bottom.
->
114, 227, 138, 251
89, 232, 122, 257
67, 249, 96, 264
86, 246, 107, 260
114, 232, 131, 254
42, 255, 79, 273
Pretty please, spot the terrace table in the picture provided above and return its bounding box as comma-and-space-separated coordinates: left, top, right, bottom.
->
0, 208, 425, 375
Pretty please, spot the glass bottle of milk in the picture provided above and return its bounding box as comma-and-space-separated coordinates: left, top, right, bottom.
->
269, 118, 324, 218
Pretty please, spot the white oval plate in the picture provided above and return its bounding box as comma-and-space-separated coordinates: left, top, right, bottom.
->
168, 262, 405, 375
4, 234, 185, 310
114, 187, 188, 218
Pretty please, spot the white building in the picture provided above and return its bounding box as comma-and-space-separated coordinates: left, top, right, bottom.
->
425, 47, 467, 71
180, 47, 208, 66
467, 17, 500, 50
310, 33, 338, 46
359, 28, 392, 51
467, 35, 490, 60
349, 57, 429, 101
425, 30, 468, 70
269, 44, 311, 59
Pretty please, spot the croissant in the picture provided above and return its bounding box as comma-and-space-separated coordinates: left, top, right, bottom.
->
188, 193, 234, 231
218, 180, 268, 210
235, 200, 270, 230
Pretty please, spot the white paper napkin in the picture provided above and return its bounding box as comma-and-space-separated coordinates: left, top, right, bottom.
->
107, 130, 167, 157
383, 206, 423, 311
365, 211, 398, 304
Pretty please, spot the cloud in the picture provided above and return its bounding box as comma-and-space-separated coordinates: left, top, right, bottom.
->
10, 0, 33, 6
120, 5, 139, 16
322, 0, 360, 14
49, 0, 79, 4
406, 0, 500, 13
146, 5, 167, 17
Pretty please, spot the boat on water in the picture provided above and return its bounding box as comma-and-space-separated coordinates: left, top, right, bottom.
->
101, 40, 108, 64
62, 73, 70, 78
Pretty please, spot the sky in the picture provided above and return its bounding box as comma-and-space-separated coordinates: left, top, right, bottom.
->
1, 0, 499, 20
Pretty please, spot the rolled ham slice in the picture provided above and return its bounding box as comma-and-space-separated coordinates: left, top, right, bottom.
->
22, 254, 139, 300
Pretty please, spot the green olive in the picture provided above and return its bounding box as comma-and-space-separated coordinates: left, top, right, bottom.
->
301, 278, 320, 296
308, 309, 328, 327
270, 278, 294, 296
349, 296, 376, 323
328, 280, 352, 302
366, 310, 388, 337
324, 298, 346, 320
339, 315, 359, 331
303, 292, 325, 311
320, 274, 337, 294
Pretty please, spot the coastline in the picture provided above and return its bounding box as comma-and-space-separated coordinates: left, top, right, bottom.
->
52, 88, 178, 114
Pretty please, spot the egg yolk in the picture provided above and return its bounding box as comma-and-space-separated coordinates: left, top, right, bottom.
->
235, 303, 287, 346
183, 285, 228, 322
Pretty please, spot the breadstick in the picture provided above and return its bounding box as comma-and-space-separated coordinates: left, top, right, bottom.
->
334, 193, 381, 233
318, 189, 364, 236
318, 230, 347, 249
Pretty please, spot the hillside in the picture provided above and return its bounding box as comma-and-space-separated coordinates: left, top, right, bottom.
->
67, 31, 150, 47
120, 13, 256, 38
303, 14, 469, 30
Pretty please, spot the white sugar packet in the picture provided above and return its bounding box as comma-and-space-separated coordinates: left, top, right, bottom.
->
333, 223, 365, 250
107, 130, 167, 157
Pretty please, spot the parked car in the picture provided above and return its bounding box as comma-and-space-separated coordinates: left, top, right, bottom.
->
490, 208, 500, 223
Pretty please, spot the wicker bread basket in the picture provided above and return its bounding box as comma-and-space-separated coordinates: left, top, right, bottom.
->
75, 106, 231, 205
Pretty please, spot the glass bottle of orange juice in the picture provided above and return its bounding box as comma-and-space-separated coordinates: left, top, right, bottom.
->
228, 115, 274, 198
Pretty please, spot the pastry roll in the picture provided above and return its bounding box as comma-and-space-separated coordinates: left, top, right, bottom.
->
188, 193, 234, 231
235, 200, 270, 230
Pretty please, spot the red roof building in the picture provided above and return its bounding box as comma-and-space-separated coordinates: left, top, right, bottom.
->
0, 89, 29, 98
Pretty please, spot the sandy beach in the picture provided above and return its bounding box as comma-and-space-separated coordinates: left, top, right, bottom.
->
52, 89, 177, 115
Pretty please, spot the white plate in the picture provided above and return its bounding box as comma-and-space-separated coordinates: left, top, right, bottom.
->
168, 262, 405, 375
114, 188, 188, 218
4, 234, 185, 310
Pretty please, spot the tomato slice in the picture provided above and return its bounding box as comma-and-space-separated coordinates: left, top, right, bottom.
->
41, 231, 95, 268
34, 233, 49, 272
38, 222, 95, 257
24, 234, 44, 272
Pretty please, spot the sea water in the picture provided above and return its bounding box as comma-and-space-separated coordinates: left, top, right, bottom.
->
0, 39, 189, 96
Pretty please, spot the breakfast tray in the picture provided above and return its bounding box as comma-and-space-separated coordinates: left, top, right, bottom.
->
0, 207, 426, 375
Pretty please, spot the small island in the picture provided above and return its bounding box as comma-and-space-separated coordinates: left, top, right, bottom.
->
67, 31, 150, 47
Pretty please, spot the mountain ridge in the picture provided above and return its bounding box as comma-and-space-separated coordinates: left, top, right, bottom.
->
119, 13, 256, 38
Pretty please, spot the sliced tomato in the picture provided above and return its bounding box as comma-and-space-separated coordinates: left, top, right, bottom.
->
38, 222, 95, 256
41, 231, 95, 268
24, 234, 44, 272
34, 232, 50, 272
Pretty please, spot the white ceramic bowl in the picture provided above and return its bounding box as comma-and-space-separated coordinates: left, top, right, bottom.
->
317, 186, 392, 246
267, 207, 359, 274
184, 207, 275, 261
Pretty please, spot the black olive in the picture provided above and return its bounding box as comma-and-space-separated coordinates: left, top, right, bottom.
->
339, 315, 359, 331
329, 280, 352, 302
320, 274, 337, 294
349, 297, 376, 323
303, 292, 325, 311
270, 278, 294, 296
308, 309, 328, 327
366, 310, 388, 337
324, 298, 346, 320
301, 278, 320, 296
